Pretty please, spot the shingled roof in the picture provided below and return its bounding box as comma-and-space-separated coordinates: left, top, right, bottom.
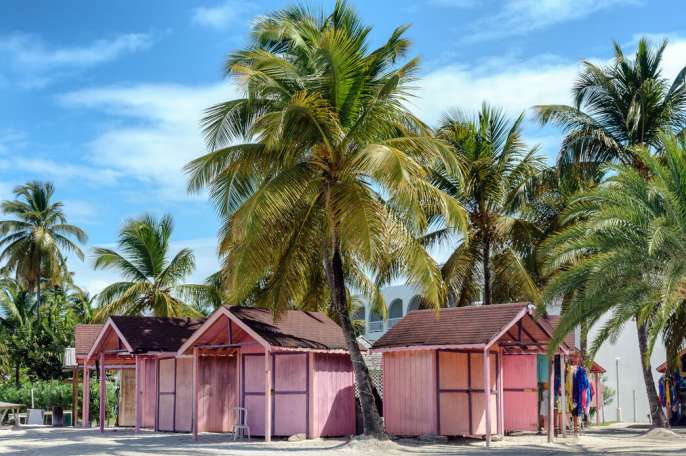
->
75, 324, 105, 356
372, 302, 549, 350
228, 306, 349, 351
110, 316, 204, 353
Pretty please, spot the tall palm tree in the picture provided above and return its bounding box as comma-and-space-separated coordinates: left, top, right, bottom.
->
92, 214, 213, 321
535, 38, 686, 175
0, 181, 87, 310
0, 279, 37, 386
427, 104, 544, 306
542, 135, 686, 427
184, 1, 465, 434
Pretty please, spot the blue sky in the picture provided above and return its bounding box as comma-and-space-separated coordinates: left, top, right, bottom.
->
1, 0, 684, 291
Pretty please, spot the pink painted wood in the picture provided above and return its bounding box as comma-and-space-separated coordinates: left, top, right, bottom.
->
140, 358, 157, 428
311, 353, 355, 437
265, 351, 272, 442
82, 363, 90, 428
157, 359, 175, 432
99, 353, 106, 432
502, 354, 538, 432
197, 355, 237, 433
383, 350, 437, 436
135, 356, 141, 433
437, 351, 469, 436
273, 353, 307, 437
243, 354, 266, 436
471, 352, 497, 437
192, 348, 199, 440
174, 358, 193, 432
484, 348, 492, 446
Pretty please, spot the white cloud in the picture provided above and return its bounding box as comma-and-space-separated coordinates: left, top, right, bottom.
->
0, 33, 153, 69
62, 199, 99, 223
464, 0, 640, 43
428, 0, 477, 7
0, 128, 26, 153
192, 1, 246, 29
0, 32, 154, 88
59, 82, 239, 201
7, 157, 121, 186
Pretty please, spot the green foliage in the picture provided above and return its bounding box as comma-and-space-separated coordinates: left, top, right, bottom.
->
91, 213, 215, 320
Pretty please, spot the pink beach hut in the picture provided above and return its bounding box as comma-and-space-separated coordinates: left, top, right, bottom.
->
371, 302, 569, 446
176, 306, 356, 441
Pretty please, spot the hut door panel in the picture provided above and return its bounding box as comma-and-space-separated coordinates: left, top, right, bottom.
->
469, 353, 497, 436
437, 351, 470, 436
141, 358, 157, 428
118, 369, 136, 426
198, 356, 237, 433
174, 358, 193, 432
157, 359, 176, 432
503, 355, 538, 432
273, 353, 308, 436
243, 354, 266, 436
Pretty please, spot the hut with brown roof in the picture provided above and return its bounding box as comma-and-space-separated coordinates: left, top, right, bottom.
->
371, 303, 570, 446
82, 306, 355, 442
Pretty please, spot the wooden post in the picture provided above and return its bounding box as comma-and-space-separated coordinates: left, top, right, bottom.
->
72, 368, 78, 427
99, 353, 106, 432
548, 357, 554, 443
265, 349, 272, 443
192, 348, 199, 441
496, 347, 505, 437
135, 356, 141, 433
483, 348, 491, 447
560, 355, 567, 437
82, 363, 90, 427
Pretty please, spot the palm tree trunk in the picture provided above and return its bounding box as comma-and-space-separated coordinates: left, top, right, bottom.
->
579, 320, 588, 358
482, 233, 492, 305
328, 245, 383, 436
636, 318, 667, 427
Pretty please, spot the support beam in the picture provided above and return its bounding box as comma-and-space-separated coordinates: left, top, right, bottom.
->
135, 356, 141, 433
265, 349, 273, 443
548, 358, 555, 443
561, 355, 567, 437
72, 368, 78, 427
192, 348, 199, 441
99, 353, 106, 432
82, 363, 90, 428
483, 348, 491, 447
496, 348, 504, 437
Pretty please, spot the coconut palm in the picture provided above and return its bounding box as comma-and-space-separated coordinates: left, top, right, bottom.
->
0, 279, 37, 386
541, 135, 686, 427
92, 214, 213, 321
427, 104, 544, 306
535, 38, 686, 175
184, 1, 465, 434
0, 181, 87, 310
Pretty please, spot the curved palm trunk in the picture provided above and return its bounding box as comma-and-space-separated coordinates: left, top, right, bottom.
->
328, 246, 383, 436
636, 318, 667, 427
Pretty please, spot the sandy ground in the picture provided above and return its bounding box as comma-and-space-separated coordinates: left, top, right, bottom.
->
0, 424, 684, 455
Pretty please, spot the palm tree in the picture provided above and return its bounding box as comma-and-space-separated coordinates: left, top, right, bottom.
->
535, 38, 686, 175
0, 181, 87, 310
92, 214, 213, 321
0, 279, 37, 386
541, 135, 686, 427
184, 1, 465, 434
427, 104, 544, 306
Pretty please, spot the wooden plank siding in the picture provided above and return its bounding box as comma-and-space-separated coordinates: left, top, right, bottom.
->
197, 355, 238, 433
312, 353, 355, 437
502, 354, 539, 432
118, 369, 136, 426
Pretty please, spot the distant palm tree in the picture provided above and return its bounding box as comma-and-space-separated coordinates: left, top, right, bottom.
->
184, 1, 466, 434
428, 104, 544, 306
535, 38, 686, 175
0, 279, 37, 386
542, 135, 686, 427
0, 181, 87, 310
92, 214, 212, 321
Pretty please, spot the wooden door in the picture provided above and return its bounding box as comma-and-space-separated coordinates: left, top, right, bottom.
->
242, 353, 266, 435
174, 358, 193, 432
272, 353, 308, 437
503, 354, 538, 432
198, 355, 237, 433
157, 359, 176, 431
118, 369, 136, 426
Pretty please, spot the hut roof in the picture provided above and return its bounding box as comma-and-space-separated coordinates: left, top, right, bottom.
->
109, 316, 204, 353
372, 302, 564, 352
74, 324, 105, 356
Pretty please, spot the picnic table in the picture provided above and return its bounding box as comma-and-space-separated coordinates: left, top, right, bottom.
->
0, 401, 25, 425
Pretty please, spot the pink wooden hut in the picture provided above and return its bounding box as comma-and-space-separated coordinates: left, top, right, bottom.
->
176, 306, 355, 441
371, 303, 568, 446
70, 324, 104, 426
85, 316, 203, 433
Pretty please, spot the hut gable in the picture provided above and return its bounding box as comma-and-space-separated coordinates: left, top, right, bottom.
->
109, 316, 204, 353
75, 324, 105, 356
